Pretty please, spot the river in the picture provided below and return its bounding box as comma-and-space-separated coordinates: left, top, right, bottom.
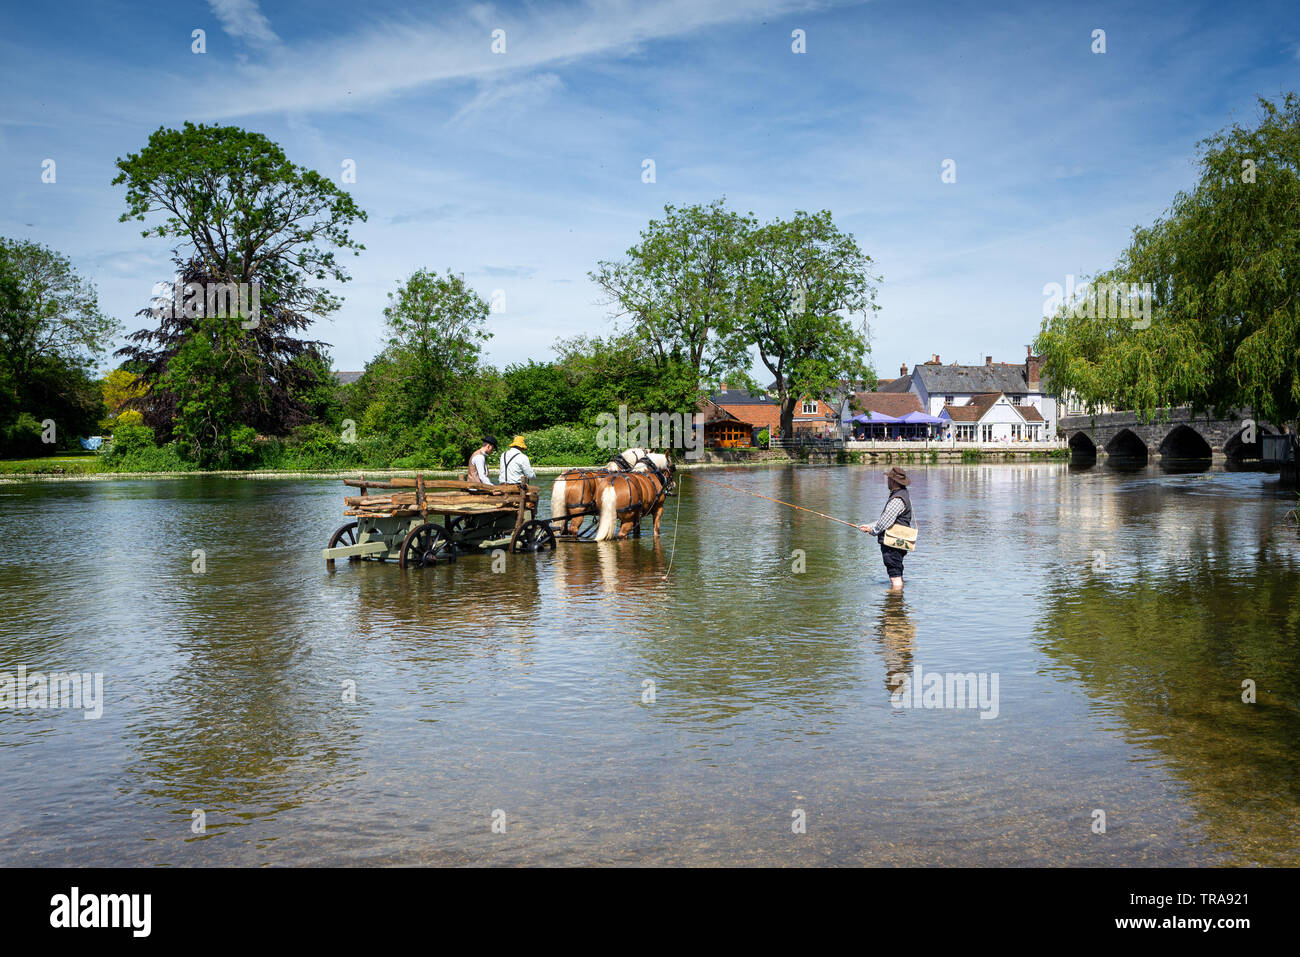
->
1, 463, 1296, 865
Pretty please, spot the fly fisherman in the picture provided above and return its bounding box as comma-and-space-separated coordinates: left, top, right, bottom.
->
468, 435, 497, 485
499, 435, 537, 485
859, 467, 913, 591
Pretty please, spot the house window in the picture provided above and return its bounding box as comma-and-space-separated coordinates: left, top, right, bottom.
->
801, 400, 817, 415
944, 395, 954, 405
1010, 395, 1022, 405
981, 424, 993, 442
956, 424, 975, 441
1011, 424, 1022, 440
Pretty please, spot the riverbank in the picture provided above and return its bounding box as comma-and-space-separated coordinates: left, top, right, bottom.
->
0, 453, 1079, 483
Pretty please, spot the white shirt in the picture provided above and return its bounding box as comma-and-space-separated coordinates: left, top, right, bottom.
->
469, 451, 493, 485
499, 447, 536, 484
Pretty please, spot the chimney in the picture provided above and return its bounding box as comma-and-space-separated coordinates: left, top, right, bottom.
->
900, 363, 908, 377
719, 381, 727, 392
1026, 353, 1040, 389
932, 353, 940, 364
985, 355, 993, 366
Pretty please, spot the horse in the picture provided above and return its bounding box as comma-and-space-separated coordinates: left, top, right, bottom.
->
549, 448, 673, 536
593, 456, 676, 541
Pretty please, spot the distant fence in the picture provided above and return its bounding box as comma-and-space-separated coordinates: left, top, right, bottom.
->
767, 436, 845, 450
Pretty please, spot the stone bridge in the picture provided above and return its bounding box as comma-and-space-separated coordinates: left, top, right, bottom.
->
1059, 407, 1273, 462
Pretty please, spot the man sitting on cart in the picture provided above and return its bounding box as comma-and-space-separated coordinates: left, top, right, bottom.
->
468, 435, 497, 485
499, 434, 537, 486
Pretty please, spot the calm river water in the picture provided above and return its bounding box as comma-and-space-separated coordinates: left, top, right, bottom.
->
1, 463, 1297, 866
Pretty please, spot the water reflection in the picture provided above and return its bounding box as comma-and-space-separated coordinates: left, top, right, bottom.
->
873, 591, 916, 698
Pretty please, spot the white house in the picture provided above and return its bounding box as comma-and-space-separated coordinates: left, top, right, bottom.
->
881, 349, 1060, 437
939, 392, 1048, 443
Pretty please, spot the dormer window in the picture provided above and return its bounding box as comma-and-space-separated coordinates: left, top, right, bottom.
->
801, 400, 817, 415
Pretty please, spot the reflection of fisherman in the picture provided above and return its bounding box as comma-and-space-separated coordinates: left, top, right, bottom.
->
468, 435, 497, 485
875, 590, 916, 696
858, 467, 913, 591
499, 435, 537, 485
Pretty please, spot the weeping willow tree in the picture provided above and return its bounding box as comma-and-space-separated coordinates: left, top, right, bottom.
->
1035, 93, 1300, 431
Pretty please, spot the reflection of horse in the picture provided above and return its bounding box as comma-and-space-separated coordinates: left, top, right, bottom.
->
594, 456, 676, 540
550, 449, 672, 536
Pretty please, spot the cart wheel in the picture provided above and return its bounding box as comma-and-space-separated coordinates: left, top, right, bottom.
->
446, 515, 470, 537
511, 519, 557, 553
326, 521, 360, 568
399, 523, 456, 568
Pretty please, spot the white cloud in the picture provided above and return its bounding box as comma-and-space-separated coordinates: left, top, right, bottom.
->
206, 0, 280, 49
449, 73, 563, 125
190, 0, 829, 118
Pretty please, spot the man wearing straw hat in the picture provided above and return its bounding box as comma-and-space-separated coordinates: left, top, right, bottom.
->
859, 467, 913, 591
499, 435, 537, 485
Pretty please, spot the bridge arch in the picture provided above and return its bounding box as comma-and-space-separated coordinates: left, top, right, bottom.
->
1105, 428, 1148, 463
1068, 432, 1097, 456
1158, 425, 1212, 461
1224, 425, 1271, 463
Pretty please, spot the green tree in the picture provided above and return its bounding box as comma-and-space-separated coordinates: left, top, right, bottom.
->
370, 269, 496, 465
0, 238, 116, 453
590, 199, 752, 398
1035, 93, 1300, 430
113, 122, 366, 319
737, 210, 878, 435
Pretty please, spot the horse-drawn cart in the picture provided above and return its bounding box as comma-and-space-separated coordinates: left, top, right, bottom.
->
322, 475, 557, 569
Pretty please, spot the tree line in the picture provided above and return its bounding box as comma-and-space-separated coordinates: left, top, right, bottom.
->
0, 122, 879, 469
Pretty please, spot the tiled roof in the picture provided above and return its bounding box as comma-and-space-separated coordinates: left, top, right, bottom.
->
941, 392, 1046, 423
333, 371, 364, 385
914, 363, 1033, 394
709, 388, 776, 406
878, 372, 913, 393
851, 392, 924, 417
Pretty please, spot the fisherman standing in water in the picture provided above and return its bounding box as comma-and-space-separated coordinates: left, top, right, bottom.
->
859, 467, 913, 591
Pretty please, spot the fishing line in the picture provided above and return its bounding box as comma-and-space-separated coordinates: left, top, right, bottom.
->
686, 472, 864, 528
662, 470, 684, 581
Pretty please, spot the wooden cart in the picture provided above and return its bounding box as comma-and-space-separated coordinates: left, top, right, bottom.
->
322, 474, 557, 569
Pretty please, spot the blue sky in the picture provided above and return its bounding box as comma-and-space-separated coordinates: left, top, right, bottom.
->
1, 0, 1297, 379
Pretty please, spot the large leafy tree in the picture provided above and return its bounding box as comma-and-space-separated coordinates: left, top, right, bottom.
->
364, 269, 496, 464
738, 210, 877, 435
590, 199, 752, 399
1036, 93, 1300, 430
113, 122, 366, 318
0, 238, 116, 452
116, 258, 334, 459
113, 123, 365, 459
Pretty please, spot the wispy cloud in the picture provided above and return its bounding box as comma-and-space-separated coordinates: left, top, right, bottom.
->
449, 73, 563, 125
206, 0, 280, 49
189, 0, 825, 118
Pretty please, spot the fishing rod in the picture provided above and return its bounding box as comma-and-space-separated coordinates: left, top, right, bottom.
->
684, 472, 865, 529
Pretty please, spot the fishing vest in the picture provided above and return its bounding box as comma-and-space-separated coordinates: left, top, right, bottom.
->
878, 487, 913, 543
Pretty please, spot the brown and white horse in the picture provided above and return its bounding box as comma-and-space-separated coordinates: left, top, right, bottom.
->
549, 448, 673, 537
593, 455, 676, 541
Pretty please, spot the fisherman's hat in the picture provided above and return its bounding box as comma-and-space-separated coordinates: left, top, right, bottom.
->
884, 466, 911, 486
509, 435, 527, 450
